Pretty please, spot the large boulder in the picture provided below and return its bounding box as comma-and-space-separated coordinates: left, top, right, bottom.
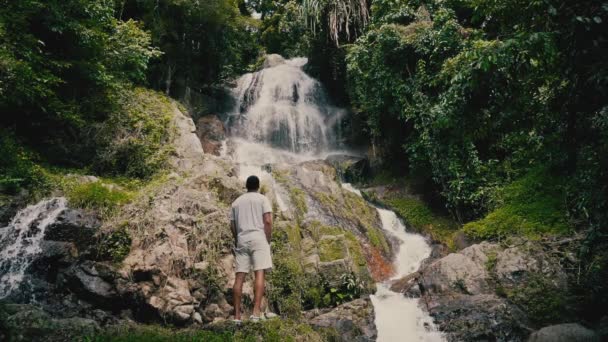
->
528, 323, 599, 342
196, 115, 226, 156
308, 298, 377, 341
399, 239, 571, 341
44, 208, 101, 249
60, 261, 120, 308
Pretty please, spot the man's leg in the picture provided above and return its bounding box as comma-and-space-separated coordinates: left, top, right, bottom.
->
252, 270, 265, 317
233, 272, 246, 320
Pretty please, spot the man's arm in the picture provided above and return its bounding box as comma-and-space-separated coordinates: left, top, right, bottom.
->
230, 220, 237, 248
263, 212, 272, 243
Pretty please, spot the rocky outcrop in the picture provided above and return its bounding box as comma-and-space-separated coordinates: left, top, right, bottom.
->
308, 298, 377, 341
325, 154, 370, 184
393, 239, 571, 341
196, 115, 225, 156
528, 323, 599, 342
44, 208, 101, 249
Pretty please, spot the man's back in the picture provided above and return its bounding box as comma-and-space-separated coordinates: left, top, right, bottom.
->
231, 192, 272, 239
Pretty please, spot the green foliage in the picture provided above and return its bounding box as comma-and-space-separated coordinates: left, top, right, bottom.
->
464, 169, 570, 240
321, 272, 366, 307
67, 181, 132, 212
0, 132, 49, 194
346, 0, 608, 230
93, 87, 174, 179
0, 0, 159, 164
260, 1, 312, 57
122, 0, 263, 94
94, 228, 132, 263
268, 229, 306, 318
85, 325, 232, 342
505, 274, 569, 325
288, 187, 308, 220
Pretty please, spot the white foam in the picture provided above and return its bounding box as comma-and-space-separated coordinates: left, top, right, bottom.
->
0, 197, 67, 298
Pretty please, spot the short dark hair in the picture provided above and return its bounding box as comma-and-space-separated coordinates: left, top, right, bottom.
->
246, 175, 260, 191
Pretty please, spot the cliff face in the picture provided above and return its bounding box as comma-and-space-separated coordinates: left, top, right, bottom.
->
0, 104, 385, 340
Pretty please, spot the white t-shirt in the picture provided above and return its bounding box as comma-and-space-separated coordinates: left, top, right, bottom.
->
230, 192, 272, 241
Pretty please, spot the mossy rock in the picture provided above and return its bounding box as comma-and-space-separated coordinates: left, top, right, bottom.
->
318, 236, 347, 262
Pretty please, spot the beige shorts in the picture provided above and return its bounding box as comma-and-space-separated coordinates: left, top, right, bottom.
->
235, 234, 272, 273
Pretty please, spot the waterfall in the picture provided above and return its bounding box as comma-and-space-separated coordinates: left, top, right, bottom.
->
228, 54, 344, 155
343, 184, 445, 341
0, 197, 67, 299
227, 55, 443, 340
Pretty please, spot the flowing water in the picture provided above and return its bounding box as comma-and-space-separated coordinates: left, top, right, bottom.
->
227, 56, 444, 341
0, 197, 67, 299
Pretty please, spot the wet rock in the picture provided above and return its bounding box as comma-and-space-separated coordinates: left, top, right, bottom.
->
429, 293, 529, 341
325, 154, 370, 183
62, 261, 120, 307
309, 298, 377, 341
419, 242, 497, 296
528, 323, 599, 342
196, 115, 226, 156
44, 208, 101, 249
412, 240, 571, 341
389, 271, 421, 296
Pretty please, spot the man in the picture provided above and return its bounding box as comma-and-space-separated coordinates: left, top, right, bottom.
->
230, 175, 273, 322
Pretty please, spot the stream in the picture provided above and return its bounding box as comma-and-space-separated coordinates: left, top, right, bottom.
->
226, 55, 445, 341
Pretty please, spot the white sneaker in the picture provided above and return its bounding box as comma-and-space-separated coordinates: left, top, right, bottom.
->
265, 312, 279, 319
250, 314, 266, 322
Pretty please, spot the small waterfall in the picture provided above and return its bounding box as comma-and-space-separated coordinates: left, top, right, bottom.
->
228, 55, 344, 154
0, 197, 67, 298
342, 184, 444, 341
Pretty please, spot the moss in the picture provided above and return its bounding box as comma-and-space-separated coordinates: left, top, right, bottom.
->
505, 274, 569, 325
271, 168, 289, 184
387, 197, 459, 249
485, 251, 498, 272
289, 187, 308, 219
344, 232, 366, 268
315, 191, 390, 254
463, 169, 570, 240
284, 222, 302, 249
318, 237, 346, 262
268, 230, 305, 318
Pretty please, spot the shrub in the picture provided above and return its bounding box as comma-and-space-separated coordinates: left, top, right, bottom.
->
0, 132, 48, 194
94, 228, 132, 263
67, 181, 132, 213
93, 88, 174, 179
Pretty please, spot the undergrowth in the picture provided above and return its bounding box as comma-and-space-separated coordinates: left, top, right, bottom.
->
464, 168, 571, 240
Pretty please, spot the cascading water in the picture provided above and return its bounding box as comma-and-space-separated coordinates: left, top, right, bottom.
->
226, 55, 444, 340
343, 185, 445, 341
228, 54, 345, 157
0, 197, 67, 299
